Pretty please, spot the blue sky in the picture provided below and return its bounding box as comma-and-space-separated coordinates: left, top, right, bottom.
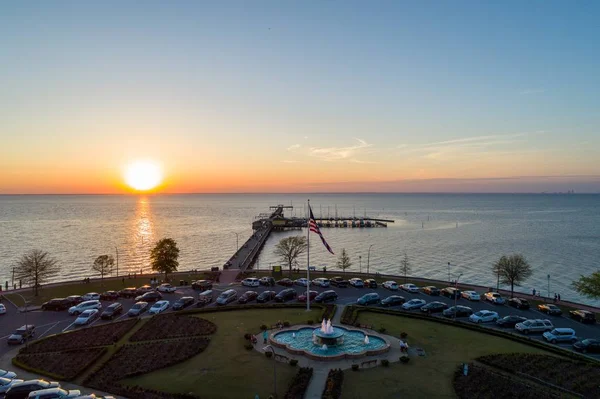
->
1, 1, 599, 193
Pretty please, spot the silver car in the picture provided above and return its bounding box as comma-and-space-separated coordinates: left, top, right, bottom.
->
68, 300, 101, 316
216, 289, 237, 305
0, 377, 24, 394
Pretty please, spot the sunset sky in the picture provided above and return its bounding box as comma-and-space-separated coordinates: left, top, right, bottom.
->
1, 1, 599, 194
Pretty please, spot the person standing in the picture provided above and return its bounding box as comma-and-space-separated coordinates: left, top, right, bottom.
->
532, 288, 536, 296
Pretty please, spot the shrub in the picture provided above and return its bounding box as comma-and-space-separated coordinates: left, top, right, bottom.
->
307, 319, 314, 325
400, 355, 410, 363
381, 359, 389, 367
130, 314, 216, 342
244, 343, 254, 350
351, 364, 359, 371
322, 368, 344, 399
244, 333, 252, 340
260, 324, 268, 331
289, 359, 298, 366
15, 348, 106, 380
265, 351, 273, 358
400, 332, 408, 339
378, 327, 387, 334
283, 321, 290, 327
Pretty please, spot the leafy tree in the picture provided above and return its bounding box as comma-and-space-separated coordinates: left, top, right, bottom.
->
274, 236, 307, 276
336, 248, 352, 275
150, 238, 180, 281
14, 249, 60, 296
400, 252, 411, 283
572, 271, 600, 299
92, 255, 114, 285
492, 254, 533, 298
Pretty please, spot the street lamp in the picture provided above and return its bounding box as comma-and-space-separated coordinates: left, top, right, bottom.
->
14, 293, 30, 347
115, 247, 119, 277
453, 273, 463, 320
367, 244, 374, 275
447, 262, 451, 284
232, 232, 240, 251
547, 274, 550, 300
359, 256, 362, 274
263, 345, 277, 397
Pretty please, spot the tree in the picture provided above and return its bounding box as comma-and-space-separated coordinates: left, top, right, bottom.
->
14, 249, 60, 296
492, 254, 533, 298
572, 271, 600, 300
150, 238, 180, 281
92, 255, 114, 285
400, 252, 411, 283
274, 236, 307, 276
336, 248, 352, 275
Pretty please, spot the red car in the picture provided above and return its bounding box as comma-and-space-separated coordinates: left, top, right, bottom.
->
298, 291, 318, 302
277, 278, 294, 287
100, 291, 119, 300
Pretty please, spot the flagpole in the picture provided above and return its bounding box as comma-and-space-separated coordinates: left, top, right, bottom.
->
306, 199, 311, 312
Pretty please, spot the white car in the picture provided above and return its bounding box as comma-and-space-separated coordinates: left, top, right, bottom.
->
242, 278, 260, 287
400, 283, 419, 293
515, 319, 554, 334
28, 387, 81, 399
74, 309, 100, 325
484, 292, 506, 305
0, 369, 17, 379
157, 283, 176, 293
469, 310, 499, 324
461, 291, 481, 301
69, 300, 102, 315
0, 303, 6, 314
294, 278, 309, 287
348, 278, 364, 288
402, 299, 426, 310
383, 281, 399, 290
312, 278, 330, 288
0, 377, 24, 394
82, 292, 100, 301
149, 300, 170, 314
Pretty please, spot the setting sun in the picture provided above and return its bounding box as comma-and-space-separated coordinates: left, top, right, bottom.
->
124, 160, 163, 191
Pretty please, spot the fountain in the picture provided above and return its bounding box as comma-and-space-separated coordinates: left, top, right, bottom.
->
364, 336, 370, 345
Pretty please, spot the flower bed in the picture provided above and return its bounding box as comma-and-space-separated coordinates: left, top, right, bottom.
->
15, 348, 106, 380
86, 338, 210, 399
129, 314, 216, 342
478, 353, 600, 397
283, 367, 313, 399
21, 319, 138, 354
322, 368, 344, 399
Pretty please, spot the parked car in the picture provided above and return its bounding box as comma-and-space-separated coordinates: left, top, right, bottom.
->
543, 328, 577, 344
515, 319, 553, 334
294, 278, 309, 287
41, 298, 71, 311
216, 289, 238, 305
402, 299, 426, 310
400, 283, 419, 293
27, 387, 81, 399
538, 303, 562, 316
134, 291, 163, 303
330, 277, 348, 288
507, 297, 530, 309
191, 280, 213, 291
275, 289, 297, 302
68, 300, 101, 316
440, 287, 461, 299
380, 295, 405, 307
100, 303, 123, 320
442, 305, 473, 318
74, 309, 99, 326
573, 338, 600, 354
238, 291, 259, 304
364, 279, 378, 288
197, 290, 213, 306
569, 309, 596, 324
314, 290, 338, 303
0, 378, 24, 395
382, 281, 399, 291
259, 277, 275, 286
66, 295, 84, 305
172, 297, 195, 310
257, 291, 277, 303
484, 292, 505, 305
420, 301, 448, 314
469, 310, 499, 324
148, 300, 170, 315
357, 293, 380, 306
99, 291, 119, 301
298, 291, 318, 302
276, 278, 294, 287
82, 293, 100, 301
242, 278, 260, 287
118, 288, 137, 298
496, 315, 527, 328
0, 369, 17, 379
4, 380, 60, 399
461, 291, 481, 301
157, 284, 177, 293
127, 302, 149, 317
422, 286, 440, 296
7, 325, 35, 345
0, 304, 5, 315
135, 285, 153, 295
311, 278, 330, 288
349, 278, 364, 288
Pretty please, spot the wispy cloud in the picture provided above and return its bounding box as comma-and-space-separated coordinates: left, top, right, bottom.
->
309, 138, 372, 161
519, 88, 545, 95
350, 159, 379, 164
287, 144, 301, 151
282, 160, 300, 163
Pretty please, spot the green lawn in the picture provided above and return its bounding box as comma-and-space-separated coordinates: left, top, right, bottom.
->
342, 312, 554, 399
123, 308, 322, 398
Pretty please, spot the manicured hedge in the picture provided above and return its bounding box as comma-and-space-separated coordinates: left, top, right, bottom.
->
322, 368, 344, 399
283, 367, 313, 399
20, 319, 138, 354
15, 348, 106, 380
130, 314, 216, 342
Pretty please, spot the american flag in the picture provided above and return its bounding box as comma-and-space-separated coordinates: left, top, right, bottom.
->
309, 205, 334, 255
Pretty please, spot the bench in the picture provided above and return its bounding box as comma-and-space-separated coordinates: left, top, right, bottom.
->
360, 359, 378, 368
274, 354, 289, 362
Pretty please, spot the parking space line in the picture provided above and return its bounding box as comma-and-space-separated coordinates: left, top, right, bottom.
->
37, 321, 63, 339
62, 321, 76, 332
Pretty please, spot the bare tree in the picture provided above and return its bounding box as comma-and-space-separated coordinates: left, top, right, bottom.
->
400, 252, 411, 283
14, 249, 60, 296
492, 254, 533, 298
572, 271, 600, 300
274, 236, 307, 276
336, 248, 352, 275
92, 255, 114, 285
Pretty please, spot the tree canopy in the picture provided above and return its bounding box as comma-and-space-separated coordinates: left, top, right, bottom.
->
336, 248, 352, 274
14, 249, 60, 296
572, 271, 600, 299
492, 254, 533, 298
400, 252, 411, 283
150, 238, 180, 280
92, 255, 114, 284
274, 236, 307, 276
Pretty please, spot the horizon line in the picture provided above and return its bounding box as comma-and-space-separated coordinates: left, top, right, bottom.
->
0, 191, 597, 196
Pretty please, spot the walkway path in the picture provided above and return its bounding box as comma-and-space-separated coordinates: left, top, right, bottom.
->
304, 368, 329, 399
